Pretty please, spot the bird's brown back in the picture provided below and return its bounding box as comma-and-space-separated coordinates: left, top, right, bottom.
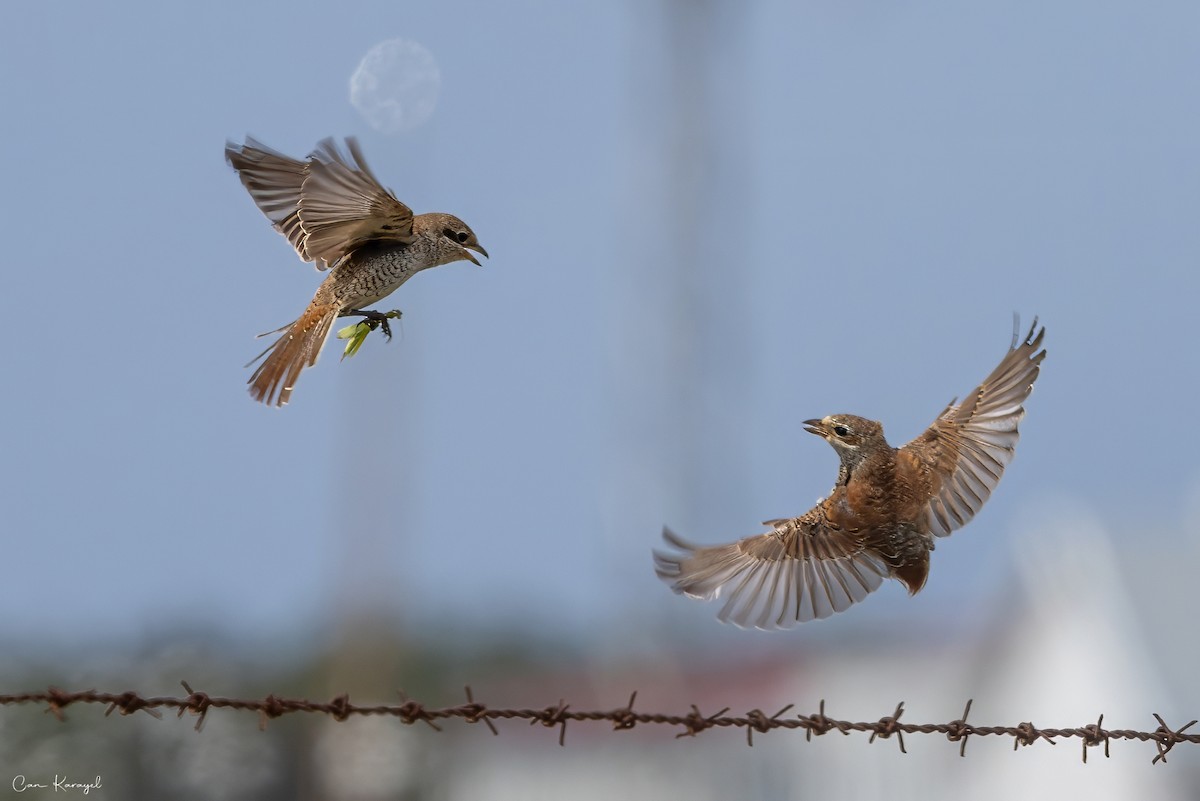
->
817, 436, 934, 592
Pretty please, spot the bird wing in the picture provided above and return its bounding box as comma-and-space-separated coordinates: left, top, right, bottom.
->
225, 137, 326, 267
297, 137, 416, 265
653, 516, 889, 630
901, 318, 1046, 538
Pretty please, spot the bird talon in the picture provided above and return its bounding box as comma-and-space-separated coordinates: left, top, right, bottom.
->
338, 308, 404, 341
379, 309, 402, 341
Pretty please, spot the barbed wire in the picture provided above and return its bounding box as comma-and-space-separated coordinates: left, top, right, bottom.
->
2, 684, 1196, 765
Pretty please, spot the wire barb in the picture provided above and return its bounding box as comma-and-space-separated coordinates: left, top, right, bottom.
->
462, 686, 499, 736
869, 702, 906, 753
1081, 713, 1109, 763
1150, 713, 1197, 765
945, 698, 974, 757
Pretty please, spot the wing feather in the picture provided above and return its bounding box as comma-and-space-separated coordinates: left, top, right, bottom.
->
226, 136, 416, 270
903, 318, 1046, 538
225, 137, 321, 266
298, 137, 415, 264
653, 516, 888, 630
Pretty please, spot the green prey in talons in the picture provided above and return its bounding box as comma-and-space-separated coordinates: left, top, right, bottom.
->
336, 309, 403, 359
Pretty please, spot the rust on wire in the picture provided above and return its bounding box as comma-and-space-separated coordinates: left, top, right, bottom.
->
1081, 713, 1109, 763
0, 683, 1198, 764
611, 691, 639, 731
1150, 713, 1197, 765
396, 690, 443, 732
463, 686, 499, 736
945, 699, 974, 757
179, 681, 212, 732
868, 702, 906, 754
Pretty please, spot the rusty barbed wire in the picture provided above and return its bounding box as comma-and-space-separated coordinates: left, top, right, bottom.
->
1, 684, 1196, 764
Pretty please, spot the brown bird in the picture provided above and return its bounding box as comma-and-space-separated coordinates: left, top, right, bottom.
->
654, 319, 1046, 629
226, 136, 488, 406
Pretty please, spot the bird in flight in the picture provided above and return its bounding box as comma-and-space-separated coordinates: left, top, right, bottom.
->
654, 319, 1046, 629
226, 136, 487, 406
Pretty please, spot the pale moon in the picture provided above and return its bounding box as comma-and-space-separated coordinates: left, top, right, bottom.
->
349, 39, 441, 134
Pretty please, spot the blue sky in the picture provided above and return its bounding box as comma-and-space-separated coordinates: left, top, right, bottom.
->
1, 1, 1198, 651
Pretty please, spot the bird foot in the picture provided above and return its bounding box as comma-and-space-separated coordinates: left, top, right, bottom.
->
340, 309, 402, 341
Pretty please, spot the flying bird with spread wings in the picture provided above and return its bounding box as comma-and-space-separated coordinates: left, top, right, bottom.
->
654, 319, 1046, 629
226, 136, 488, 406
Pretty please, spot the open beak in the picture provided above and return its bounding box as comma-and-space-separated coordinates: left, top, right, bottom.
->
802, 418, 827, 437
464, 243, 489, 266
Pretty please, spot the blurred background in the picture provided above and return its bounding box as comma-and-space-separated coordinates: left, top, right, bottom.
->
2, 0, 1199, 797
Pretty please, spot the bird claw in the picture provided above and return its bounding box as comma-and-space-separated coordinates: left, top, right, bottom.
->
336, 309, 403, 359
341, 309, 402, 341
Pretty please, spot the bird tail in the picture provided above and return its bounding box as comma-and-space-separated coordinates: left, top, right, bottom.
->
246, 302, 339, 406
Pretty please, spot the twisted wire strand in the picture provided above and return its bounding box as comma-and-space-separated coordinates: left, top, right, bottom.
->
2, 684, 1195, 764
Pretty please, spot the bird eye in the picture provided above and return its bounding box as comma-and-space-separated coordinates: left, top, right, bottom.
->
456, 231, 470, 244
833, 425, 850, 437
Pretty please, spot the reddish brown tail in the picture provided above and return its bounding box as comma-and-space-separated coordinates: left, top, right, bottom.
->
247, 302, 339, 406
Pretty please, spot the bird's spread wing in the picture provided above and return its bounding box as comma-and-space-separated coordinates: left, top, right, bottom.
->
225, 137, 319, 266
297, 137, 415, 265
653, 517, 889, 630
901, 318, 1046, 538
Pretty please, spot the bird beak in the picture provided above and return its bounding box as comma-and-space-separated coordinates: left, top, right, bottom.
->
802, 418, 827, 437
463, 243, 489, 266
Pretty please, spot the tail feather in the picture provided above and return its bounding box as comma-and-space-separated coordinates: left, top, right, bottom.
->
247, 303, 339, 406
